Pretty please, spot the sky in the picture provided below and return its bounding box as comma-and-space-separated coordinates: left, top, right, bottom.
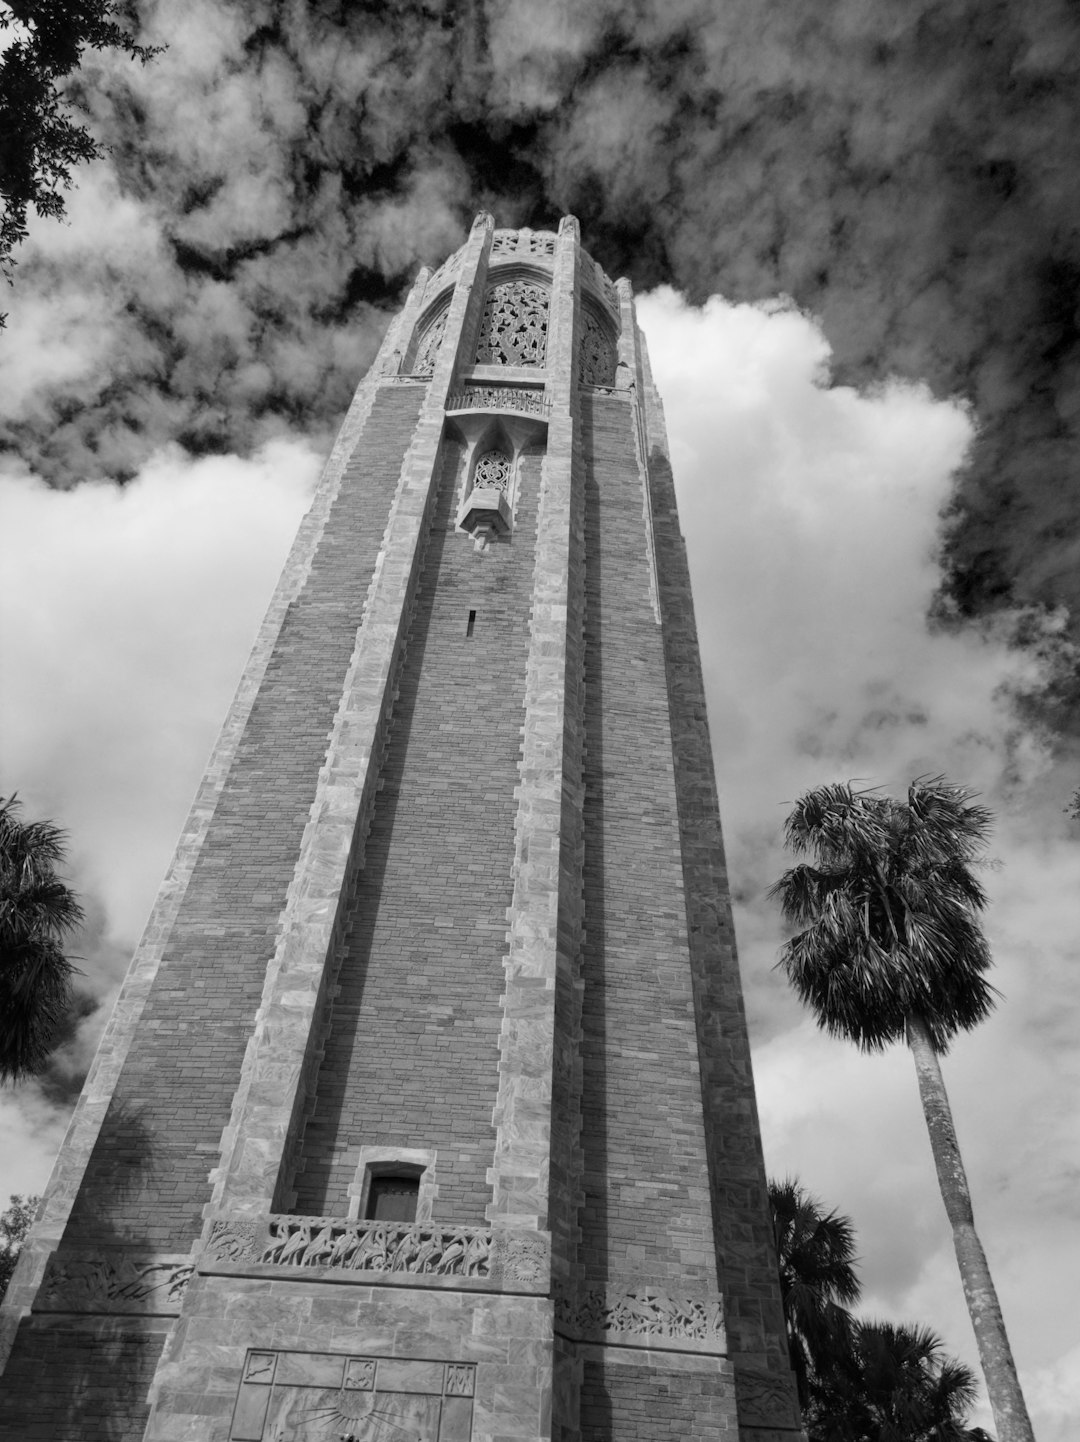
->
1, 1, 1079, 1437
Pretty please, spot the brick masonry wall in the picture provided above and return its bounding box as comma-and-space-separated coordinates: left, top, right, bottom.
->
292, 441, 541, 1223
59, 387, 425, 1253
645, 398, 792, 1380
580, 1357, 738, 1442
0, 1315, 171, 1441
577, 392, 719, 1291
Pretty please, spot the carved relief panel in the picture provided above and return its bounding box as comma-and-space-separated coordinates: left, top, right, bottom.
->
475, 281, 549, 367
230, 1350, 475, 1442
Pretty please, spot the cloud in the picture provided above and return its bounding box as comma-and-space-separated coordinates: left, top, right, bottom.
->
4, 0, 1079, 670
1, 284, 1074, 1433
639, 288, 1080, 1440
0, 436, 319, 937
0, 432, 319, 1206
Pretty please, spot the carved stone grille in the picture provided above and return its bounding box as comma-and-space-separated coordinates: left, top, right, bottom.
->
473, 450, 511, 494
580, 310, 617, 387
413, 307, 448, 376
475, 281, 549, 366
491, 228, 556, 257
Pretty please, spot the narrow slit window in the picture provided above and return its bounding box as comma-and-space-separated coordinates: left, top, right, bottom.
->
466, 609, 476, 638
365, 1174, 420, 1223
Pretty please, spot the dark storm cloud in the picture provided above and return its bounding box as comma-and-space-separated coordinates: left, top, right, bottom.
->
5, 0, 1080, 647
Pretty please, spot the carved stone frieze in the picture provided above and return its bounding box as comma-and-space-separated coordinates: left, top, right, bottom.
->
199, 1215, 552, 1293
555, 1285, 726, 1353
261, 1217, 493, 1277
735, 1366, 803, 1430
475, 281, 549, 367
579, 309, 617, 387
491, 228, 556, 257
36, 1249, 194, 1314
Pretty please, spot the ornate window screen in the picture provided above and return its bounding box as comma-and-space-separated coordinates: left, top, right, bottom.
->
475, 281, 549, 366
473, 449, 512, 494
491, 229, 556, 256
579, 309, 617, 387
413, 307, 449, 376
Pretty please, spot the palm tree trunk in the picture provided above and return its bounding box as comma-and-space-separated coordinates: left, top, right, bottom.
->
906, 1012, 1035, 1442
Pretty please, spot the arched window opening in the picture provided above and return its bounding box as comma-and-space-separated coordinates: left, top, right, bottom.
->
475, 280, 549, 366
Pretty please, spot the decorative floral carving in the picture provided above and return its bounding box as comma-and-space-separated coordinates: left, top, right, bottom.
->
494, 1230, 549, 1285
38, 1250, 194, 1313
579, 310, 617, 387
475, 281, 549, 367
447, 386, 549, 416
413, 307, 449, 376
491, 228, 556, 257
260, 1217, 493, 1277
473, 450, 512, 494
203, 1217, 262, 1263
555, 1286, 726, 1349
735, 1367, 802, 1428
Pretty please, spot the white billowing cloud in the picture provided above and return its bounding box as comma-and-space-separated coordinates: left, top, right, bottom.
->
0, 162, 174, 422
0, 437, 320, 944
0, 436, 319, 1202
639, 287, 1080, 1442
0, 285, 1076, 1438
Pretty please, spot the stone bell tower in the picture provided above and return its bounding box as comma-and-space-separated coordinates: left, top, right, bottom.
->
0, 214, 803, 1441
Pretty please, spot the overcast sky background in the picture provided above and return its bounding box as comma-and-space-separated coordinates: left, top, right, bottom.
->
2, 2, 1079, 1437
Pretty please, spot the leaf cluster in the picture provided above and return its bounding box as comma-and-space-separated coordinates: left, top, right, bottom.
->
0, 0, 161, 297
769, 1180, 988, 1442
806, 1320, 983, 1442
770, 779, 998, 1052
0, 795, 84, 1081
0, 1192, 39, 1301
770, 1177, 861, 1409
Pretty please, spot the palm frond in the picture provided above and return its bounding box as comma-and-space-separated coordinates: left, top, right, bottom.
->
772, 778, 998, 1052
0, 795, 83, 1081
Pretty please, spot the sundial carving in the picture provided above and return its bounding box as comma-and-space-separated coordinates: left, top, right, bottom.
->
229, 1350, 476, 1441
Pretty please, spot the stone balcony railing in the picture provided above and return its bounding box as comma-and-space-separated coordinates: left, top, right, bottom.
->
197, 1215, 550, 1294
446, 387, 550, 417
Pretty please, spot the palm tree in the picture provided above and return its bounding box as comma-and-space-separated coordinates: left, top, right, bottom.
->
769, 1177, 861, 1408
770, 778, 1032, 1442
807, 1319, 983, 1442
0, 796, 83, 1082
